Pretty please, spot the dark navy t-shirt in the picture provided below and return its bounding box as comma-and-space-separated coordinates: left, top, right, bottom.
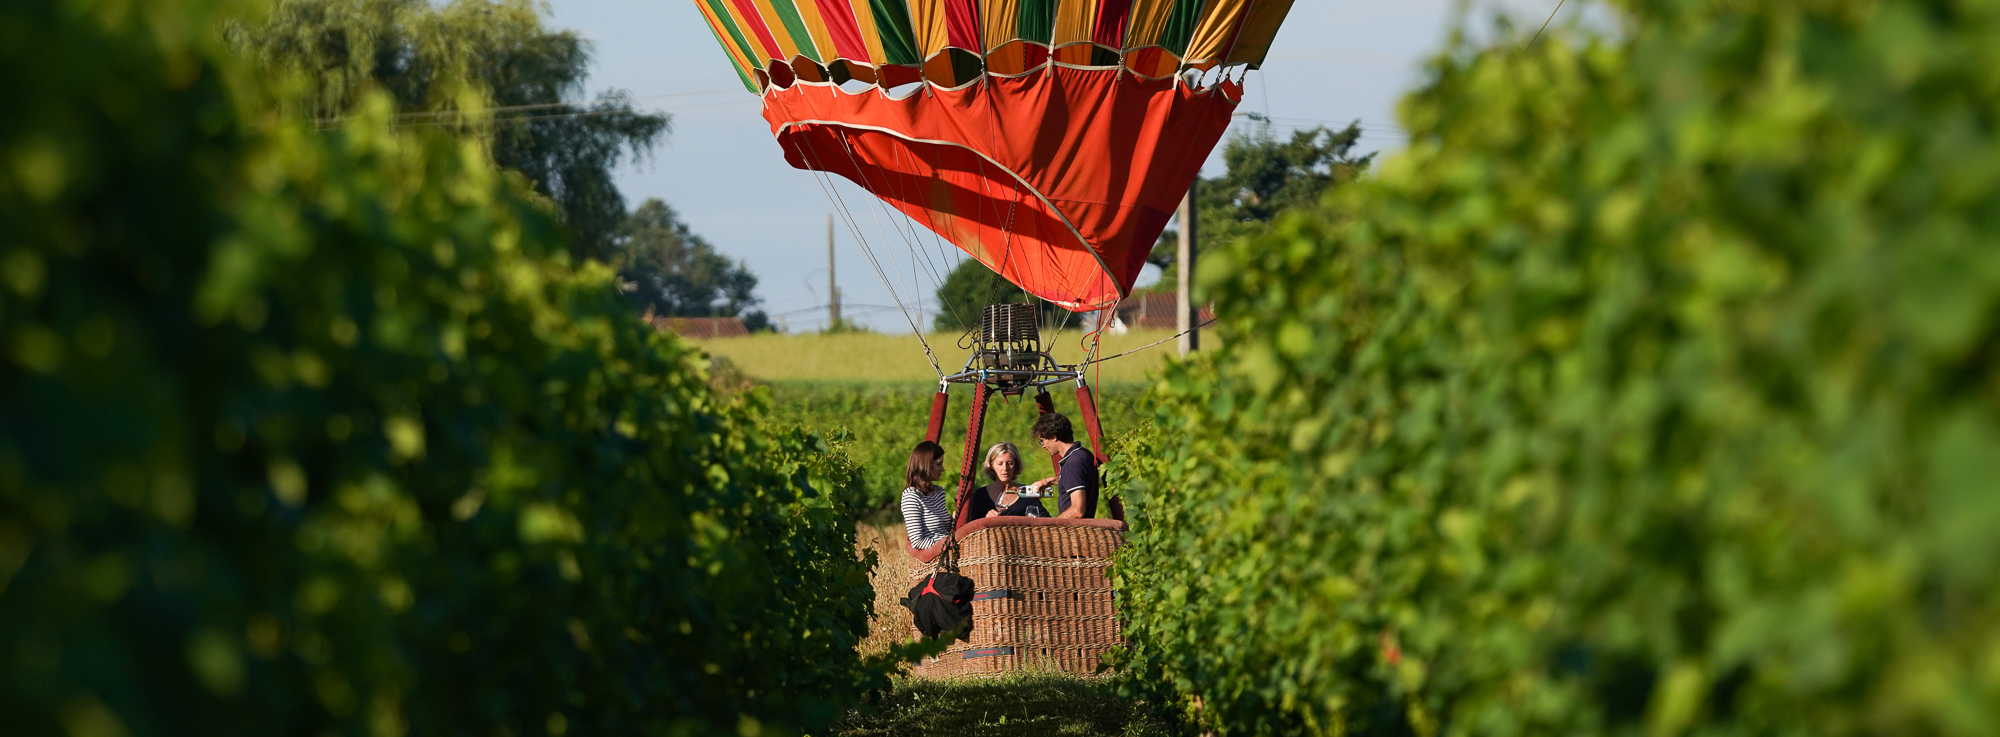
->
1055, 445, 1098, 519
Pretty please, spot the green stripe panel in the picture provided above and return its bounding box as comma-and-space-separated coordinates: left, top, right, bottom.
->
1017, 0, 1056, 44
868, 0, 921, 65
765, 0, 822, 62
704, 22, 760, 92
1158, 0, 1203, 54
705, 0, 765, 73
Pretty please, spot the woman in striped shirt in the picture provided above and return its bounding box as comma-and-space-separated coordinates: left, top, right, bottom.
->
901, 441, 953, 550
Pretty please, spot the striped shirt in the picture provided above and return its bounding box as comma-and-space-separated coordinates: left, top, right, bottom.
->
901, 486, 953, 550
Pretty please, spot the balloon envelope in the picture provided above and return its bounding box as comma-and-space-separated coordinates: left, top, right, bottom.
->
692, 0, 1296, 311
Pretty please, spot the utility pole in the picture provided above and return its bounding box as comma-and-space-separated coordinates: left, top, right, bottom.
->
1176, 185, 1199, 356
827, 214, 841, 329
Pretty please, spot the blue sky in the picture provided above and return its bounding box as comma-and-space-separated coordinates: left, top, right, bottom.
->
544, 1, 1569, 332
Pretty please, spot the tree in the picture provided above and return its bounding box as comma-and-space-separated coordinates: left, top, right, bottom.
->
1147, 122, 1372, 288
932, 258, 1066, 332
617, 199, 768, 329
229, 0, 668, 262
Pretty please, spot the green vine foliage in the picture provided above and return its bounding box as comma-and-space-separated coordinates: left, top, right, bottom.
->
0, 0, 884, 734
1108, 1, 2000, 735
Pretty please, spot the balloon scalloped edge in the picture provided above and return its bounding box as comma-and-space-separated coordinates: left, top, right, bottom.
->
752, 41, 1260, 99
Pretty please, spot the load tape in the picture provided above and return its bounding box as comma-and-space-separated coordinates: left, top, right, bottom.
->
962, 646, 1015, 659
971, 589, 1010, 602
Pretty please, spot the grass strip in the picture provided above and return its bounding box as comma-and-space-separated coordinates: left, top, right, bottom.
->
836, 673, 1176, 737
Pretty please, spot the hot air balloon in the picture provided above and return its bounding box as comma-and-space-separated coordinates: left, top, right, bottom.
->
689, 1, 1297, 678
692, 0, 1294, 311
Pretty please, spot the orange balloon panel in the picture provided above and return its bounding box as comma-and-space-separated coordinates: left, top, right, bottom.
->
764, 66, 1240, 312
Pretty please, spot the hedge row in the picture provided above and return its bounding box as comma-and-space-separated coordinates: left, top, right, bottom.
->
1108, 1, 2000, 734
0, 1, 884, 735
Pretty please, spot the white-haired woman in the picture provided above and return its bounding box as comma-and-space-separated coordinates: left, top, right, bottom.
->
965, 441, 1047, 519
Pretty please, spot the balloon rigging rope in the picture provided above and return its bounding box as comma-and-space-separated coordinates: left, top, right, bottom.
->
793, 132, 943, 379
811, 148, 937, 376
881, 144, 963, 325
827, 133, 924, 319
852, 147, 958, 331
972, 153, 1020, 343
911, 146, 986, 333
1079, 315, 1215, 368
829, 126, 969, 334
853, 136, 972, 337
783, 111, 1098, 375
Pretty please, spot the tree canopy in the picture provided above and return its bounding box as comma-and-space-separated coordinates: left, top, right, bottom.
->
617, 199, 768, 330
1148, 122, 1372, 287
932, 258, 1067, 333
230, 0, 668, 262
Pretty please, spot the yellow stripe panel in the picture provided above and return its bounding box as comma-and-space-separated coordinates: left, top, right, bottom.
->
1125, 0, 1177, 48
909, 0, 950, 58
1052, 0, 1098, 48
788, 0, 840, 62
712, 0, 767, 62
980, 0, 1019, 51
1184, 0, 1247, 63
748, 0, 805, 60
1223, 0, 1292, 65
695, 0, 758, 78
840, 0, 891, 64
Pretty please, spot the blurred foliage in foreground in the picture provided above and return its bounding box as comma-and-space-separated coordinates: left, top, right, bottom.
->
1108, 1, 2000, 734
1145, 122, 1374, 290
0, 0, 886, 734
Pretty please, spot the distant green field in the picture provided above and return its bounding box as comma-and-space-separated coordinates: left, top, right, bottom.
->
689, 328, 1192, 384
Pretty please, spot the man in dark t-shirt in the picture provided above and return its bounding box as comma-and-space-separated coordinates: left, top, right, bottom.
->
1028, 412, 1097, 519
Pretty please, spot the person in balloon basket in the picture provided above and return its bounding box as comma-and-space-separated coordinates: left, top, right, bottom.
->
900, 441, 955, 550
967, 441, 1048, 520
1027, 413, 1098, 519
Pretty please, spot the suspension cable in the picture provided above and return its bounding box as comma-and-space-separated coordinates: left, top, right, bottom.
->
793, 132, 944, 378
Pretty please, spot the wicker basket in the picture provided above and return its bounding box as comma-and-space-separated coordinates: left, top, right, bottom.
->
906, 517, 1126, 679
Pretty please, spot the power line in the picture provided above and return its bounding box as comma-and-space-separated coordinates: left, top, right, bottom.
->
312, 88, 745, 128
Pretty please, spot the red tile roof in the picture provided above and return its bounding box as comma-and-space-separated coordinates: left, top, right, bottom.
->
651, 316, 749, 339
1118, 291, 1212, 330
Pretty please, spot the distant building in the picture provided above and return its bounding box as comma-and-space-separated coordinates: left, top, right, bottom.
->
1116, 291, 1212, 331
650, 316, 749, 340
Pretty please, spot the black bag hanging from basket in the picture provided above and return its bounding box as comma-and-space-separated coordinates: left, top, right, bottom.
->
902, 568, 975, 641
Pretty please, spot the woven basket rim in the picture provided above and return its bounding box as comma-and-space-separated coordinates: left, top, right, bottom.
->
906, 516, 1127, 563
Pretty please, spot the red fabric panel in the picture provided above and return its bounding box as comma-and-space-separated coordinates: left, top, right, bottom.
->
763, 66, 1239, 311
1075, 384, 1107, 464
1074, 383, 1122, 520
954, 382, 991, 530
1091, 0, 1134, 48
925, 389, 950, 443
945, 0, 983, 51
728, 0, 784, 61
813, 0, 872, 62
